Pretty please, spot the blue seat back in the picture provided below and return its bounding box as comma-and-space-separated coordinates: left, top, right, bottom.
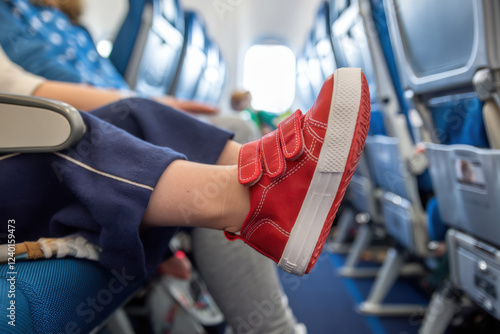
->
426, 144, 500, 248
109, 0, 152, 77
331, 3, 378, 105
331, 1, 396, 190
384, 0, 491, 95
134, 0, 185, 96
209, 50, 227, 106
193, 39, 223, 104
332, 0, 438, 252
384, 0, 491, 147
370, 0, 435, 193
384, 0, 499, 248
169, 11, 208, 100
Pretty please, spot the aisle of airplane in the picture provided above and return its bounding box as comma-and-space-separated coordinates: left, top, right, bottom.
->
291, 0, 500, 333
0, 0, 500, 333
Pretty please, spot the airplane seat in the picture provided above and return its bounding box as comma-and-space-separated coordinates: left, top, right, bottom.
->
193, 38, 222, 104
370, 0, 435, 195
0, 259, 141, 333
332, 0, 444, 315
134, 0, 186, 96
0, 273, 32, 332
426, 94, 490, 148
204, 45, 227, 106
422, 144, 500, 333
382, 0, 500, 330
373, 5, 440, 269
368, 109, 387, 136
109, 0, 153, 81
0, 94, 141, 333
328, 1, 394, 279
169, 11, 209, 100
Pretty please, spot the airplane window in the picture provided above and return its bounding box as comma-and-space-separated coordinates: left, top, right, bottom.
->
243, 44, 296, 114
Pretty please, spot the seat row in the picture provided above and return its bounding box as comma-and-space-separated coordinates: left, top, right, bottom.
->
110, 0, 227, 106
297, 0, 500, 331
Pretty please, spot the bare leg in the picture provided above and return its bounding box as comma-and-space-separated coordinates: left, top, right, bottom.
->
142, 159, 249, 232
216, 140, 241, 165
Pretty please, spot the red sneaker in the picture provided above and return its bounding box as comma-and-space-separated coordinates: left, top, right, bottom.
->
225, 68, 371, 276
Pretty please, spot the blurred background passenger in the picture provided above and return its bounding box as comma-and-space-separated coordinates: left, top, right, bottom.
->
0, 0, 217, 115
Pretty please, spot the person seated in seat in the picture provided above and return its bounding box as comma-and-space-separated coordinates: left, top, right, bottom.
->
0, 0, 218, 115
0, 45, 326, 333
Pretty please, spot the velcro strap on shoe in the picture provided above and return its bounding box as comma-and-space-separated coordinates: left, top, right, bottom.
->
279, 109, 304, 160
260, 130, 286, 178
238, 140, 263, 185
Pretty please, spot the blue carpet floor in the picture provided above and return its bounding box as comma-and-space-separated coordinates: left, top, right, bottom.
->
280, 251, 430, 334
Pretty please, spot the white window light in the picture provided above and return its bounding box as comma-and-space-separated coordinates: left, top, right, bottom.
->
96, 39, 113, 58
243, 44, 296, 114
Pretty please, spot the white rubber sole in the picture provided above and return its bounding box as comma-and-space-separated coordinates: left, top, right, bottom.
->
278, 68, 363, 276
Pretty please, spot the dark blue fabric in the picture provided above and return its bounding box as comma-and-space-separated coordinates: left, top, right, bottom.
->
0, 0, 128, 89
90, 98, 233, 165
427, 95, 490, 148
426, 197, 447, 241
368, 109, 387, 136
370, 0, 408, 116
0, 259, 142, 334
417, 171, 434, 194
0, 98, 233, 280
370, 0, 421, 145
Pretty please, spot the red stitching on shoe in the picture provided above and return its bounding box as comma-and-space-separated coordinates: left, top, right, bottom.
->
305, 124, 323, 142
239, 161, 257, 169
245, 157, 309, 228
244, 218, 290, 240
304, 146, 318, 162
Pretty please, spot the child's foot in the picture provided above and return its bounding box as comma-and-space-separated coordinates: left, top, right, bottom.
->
225, 68, 371, 276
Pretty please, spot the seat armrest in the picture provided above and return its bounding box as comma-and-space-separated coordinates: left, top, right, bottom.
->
0, 93, 85, 153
